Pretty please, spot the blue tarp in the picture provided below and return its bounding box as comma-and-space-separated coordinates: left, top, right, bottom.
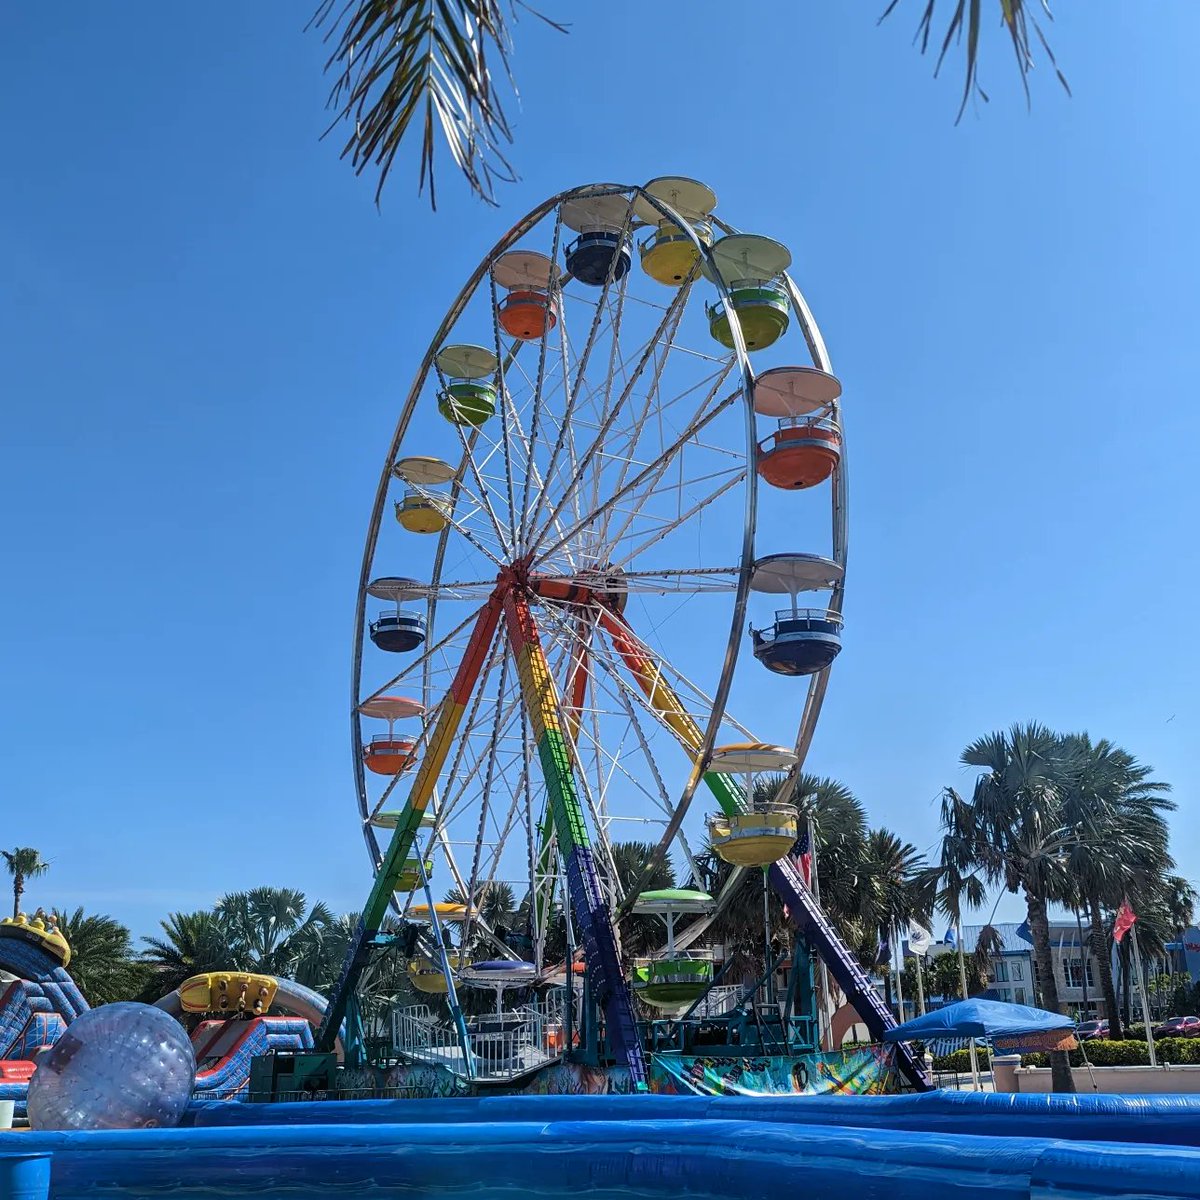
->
882, 997, 1073, 1043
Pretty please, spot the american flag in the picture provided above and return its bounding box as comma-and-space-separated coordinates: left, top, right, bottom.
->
792, 827, 812, 888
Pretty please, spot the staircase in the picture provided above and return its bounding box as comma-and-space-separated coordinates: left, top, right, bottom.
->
769, 857, 930, 1091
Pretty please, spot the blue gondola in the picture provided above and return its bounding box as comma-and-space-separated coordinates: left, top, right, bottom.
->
751, 609, 842, 676
369, 612, 427, 654
566, 231, 631, 286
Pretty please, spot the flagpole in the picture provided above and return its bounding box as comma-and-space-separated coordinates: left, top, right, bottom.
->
954, 919, 982, 1091
914, 941, 927, 1016
807, 814, 833, 1050
1129, 922, 1158, 1068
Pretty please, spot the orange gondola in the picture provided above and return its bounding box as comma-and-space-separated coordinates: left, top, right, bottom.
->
757, 421, 842, 490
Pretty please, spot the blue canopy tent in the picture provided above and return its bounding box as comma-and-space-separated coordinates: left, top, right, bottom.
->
883, 998, 1076, 1053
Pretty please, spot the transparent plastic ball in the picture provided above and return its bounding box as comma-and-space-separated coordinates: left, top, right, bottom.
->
27, 1002, 195, 1130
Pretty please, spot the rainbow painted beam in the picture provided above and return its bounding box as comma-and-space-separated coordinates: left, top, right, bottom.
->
599, 608, 743, 818
317, 592, 504, 1053
503, 589, 647, 1086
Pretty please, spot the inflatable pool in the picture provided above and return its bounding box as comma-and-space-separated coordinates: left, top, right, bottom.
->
5, 1092, 1200, 1199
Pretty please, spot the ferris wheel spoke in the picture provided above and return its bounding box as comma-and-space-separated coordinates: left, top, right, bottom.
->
535, 605, 689, 890
591, 378, 741, 556
597, 467, 746, 570
488, 275, 521, 551
526, 279, 695, 555
448, 417, 513, 558
589, 298, 707, 529
532, 390, 740, 570
513, 211, 569, 554
529, 260, 625, 542
460, 648, 510, 946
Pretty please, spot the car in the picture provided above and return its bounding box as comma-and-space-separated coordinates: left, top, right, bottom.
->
1153, 1015, 1200, 1038
1076, 1019, 1109, 1041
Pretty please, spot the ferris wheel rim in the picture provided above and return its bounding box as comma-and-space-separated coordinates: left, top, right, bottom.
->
349, 181, 843, 939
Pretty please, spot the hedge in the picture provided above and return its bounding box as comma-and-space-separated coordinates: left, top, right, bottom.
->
932, 1038, 1200, 1072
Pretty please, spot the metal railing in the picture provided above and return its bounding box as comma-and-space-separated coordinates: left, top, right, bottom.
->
690, 983, 745, 1018
389, 995, 567, 1083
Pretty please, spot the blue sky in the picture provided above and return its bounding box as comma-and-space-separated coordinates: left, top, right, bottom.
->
2, 3, 1197, 941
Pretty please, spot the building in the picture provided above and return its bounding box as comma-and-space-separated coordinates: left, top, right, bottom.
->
957, 920, 1106, 1019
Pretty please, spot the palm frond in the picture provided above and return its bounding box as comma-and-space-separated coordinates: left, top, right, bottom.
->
880, 0, 1069, 122
310, 0, 565, 208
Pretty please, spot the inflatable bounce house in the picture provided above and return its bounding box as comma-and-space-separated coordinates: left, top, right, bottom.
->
0, 912, 331, 1119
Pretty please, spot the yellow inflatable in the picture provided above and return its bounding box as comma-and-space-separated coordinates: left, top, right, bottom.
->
177, 971, 278, 1015
0, 910, 71, 967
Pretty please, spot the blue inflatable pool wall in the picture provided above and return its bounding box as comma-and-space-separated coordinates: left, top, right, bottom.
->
5, 1091, 1200, 1199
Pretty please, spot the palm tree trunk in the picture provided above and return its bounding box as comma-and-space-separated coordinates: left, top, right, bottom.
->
12, 875, 23, 920
1025, 890, 1076, 1094
1088, 892, 1122, 1039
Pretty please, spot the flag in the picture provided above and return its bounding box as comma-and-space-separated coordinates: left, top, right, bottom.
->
943, 926, 957, 949
875, 928, 892, 968
907, 923, 933, 957
1015, 920, 1032, 944
1113, 897, 1137, 944
792, 827, 812, 888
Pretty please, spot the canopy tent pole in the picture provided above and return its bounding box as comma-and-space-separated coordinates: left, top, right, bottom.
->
954, 920, 981, 1091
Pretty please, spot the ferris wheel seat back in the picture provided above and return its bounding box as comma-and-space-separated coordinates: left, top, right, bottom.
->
751, 610, 843, 676
362, 735, 418, 775
395, 492, 452, 534
565, 231, 632, 286
368, 612, 427, 653
498, 289, 558, 341
639, 220, 711, 287
392, 858, 434, 892
438, 380, 497, 427
408, 953, 465, 994
631, 955, 714, 1007
757, 420, 842, 490
709, 809, 799, 868
707, 284, 791, 350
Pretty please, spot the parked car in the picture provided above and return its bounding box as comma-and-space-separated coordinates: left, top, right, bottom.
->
1153, 1015, 1200, 1038
1076, 1019, 1109, 1041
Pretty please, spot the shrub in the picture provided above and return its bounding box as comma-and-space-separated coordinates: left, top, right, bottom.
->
1019, 1038, 1200, 1069
932, 1047, 991, 1073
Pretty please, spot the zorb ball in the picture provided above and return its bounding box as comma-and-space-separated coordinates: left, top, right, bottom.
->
27, 1002, 196, 1130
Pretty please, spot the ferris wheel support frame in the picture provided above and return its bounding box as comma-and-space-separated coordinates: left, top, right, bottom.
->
319, 591, 504, 1054
502, 585, 647, 1084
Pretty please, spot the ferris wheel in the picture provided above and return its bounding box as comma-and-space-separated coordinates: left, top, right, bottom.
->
337, 179, 848, 1082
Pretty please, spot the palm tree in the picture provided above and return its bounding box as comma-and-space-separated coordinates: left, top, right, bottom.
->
141, 889, 337, 999
52, 908, 146, 1005
212, 887, 336, 979
308, 1, 1065, 206
856, 828, 931, 957
701, 775, 929, 983
945, 722, 1079, 1092
609, 840, 676, 960
2, 847, 50, 919
1055, 734, 1173, 1039
1163, 875, 1196, 956
141, 910, 237, 998
790, 774, 870, 932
